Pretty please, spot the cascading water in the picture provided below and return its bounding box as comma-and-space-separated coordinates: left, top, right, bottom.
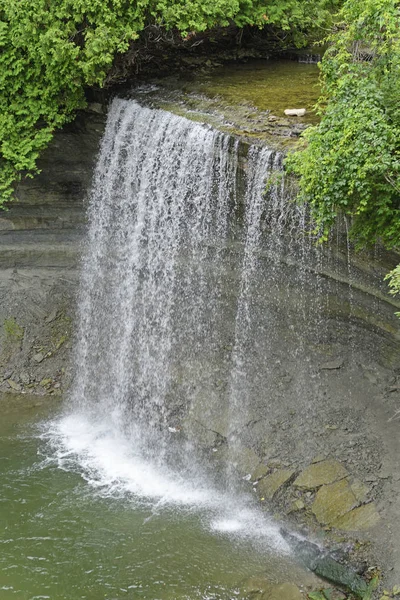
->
45, 97, 309, 554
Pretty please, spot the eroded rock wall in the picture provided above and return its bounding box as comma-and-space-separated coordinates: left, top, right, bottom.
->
0, 110, 106, 394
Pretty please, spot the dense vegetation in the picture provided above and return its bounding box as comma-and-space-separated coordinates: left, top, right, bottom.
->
287, 0, 400, 250
286, 0, 400, 297
0, 0, 339, 207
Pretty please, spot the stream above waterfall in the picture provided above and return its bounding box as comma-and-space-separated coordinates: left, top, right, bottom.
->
127, 59, 320, 149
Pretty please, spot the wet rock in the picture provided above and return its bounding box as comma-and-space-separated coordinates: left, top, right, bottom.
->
2, 368, 14, 380
44, 308, 58, 323
7, 378, 21, 391
291, 499, 305, 511
364, 370, 379, 385
251, 463, 269, 482
281, 530, 369, 597
87, 102, 104, 114
32, 352, 45, 363
350, 479, 370, 503
312, 480, 357, 525
387, 385, 400, 393
294, 460, 348, 490
234, 447, 260, 476
378, 467, 391, 479
320, 359, 343, 370
284, 108, 306, 117
331, 503, 380, 531
19, 371, 30, 385
312, 455, 326, 464
257, 469, 295, 500
261, 582, 303, 600
365, 475, 377, 483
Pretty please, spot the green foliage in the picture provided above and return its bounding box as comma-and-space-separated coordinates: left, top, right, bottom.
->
3, 317, 24, 340
379, 584, 400, 599
385, 264, 400, 316
307, 590, 333, 600
0, 0, 339, 206
286, 0, 400, 248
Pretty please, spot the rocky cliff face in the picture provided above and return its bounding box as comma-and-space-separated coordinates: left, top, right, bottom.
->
0, 109, 106, 395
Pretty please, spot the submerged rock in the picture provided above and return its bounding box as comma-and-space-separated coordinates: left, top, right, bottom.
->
239, 576, 272, 596
261, 582, 303, 600
294, 460, 348, 490
239, 578, 303, 600
281, 530, 369, 597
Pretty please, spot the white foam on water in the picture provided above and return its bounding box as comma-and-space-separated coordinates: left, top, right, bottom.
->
44, 412, 213, 506
41, 411, 290, 555
210, 519, 245, 533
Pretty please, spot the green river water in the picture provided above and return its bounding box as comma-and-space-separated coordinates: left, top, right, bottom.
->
0, 396, 316, 600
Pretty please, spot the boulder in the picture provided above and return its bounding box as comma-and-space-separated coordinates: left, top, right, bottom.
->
239, 576, 272, 596
257, 469, 295, 500
312, 479, 357, 525
331, 502, 380, 531
294, 460, 348, 490
284, 108, 306, 117
251, 463, 269, 482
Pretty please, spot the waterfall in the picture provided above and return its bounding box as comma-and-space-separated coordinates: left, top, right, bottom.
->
45, 97, 308, 552
72, 99, 242, 440
70, 99, 297, 450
